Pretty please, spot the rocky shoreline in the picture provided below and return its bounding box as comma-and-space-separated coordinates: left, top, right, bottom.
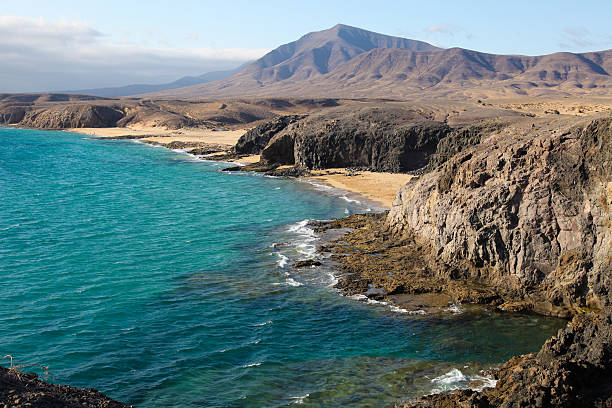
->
0, 366, 130, 408
3, 101, 611, 406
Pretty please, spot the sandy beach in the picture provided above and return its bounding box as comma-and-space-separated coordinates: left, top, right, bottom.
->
307, 169, 413, 208
66, 127, 249, 147
67, 127, 411, 208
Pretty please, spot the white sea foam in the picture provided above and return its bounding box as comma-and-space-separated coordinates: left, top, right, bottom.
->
341, 195, 360, 204
445, 303, 464, 314
242, 362, 262, 368
285, 278, 303, 287
253, 320, 272, 327
430, 368, 497, 394
348, 294, 427, 315
277, 254, 289, 268
287, 219, 314, 235
290, 394, 310, 404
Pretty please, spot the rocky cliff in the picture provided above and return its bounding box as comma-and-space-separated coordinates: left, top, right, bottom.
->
315, 113, 611, 406
19, 105, 125, 128
234, 115, 304, 154
386, 115, 611, 317
259, 105, 454, 171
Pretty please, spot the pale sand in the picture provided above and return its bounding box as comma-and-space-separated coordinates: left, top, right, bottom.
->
307, 169, 414, 208
66, 127, 248, 147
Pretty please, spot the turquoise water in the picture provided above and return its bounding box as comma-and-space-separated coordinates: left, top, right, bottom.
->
0, 128, 566, 407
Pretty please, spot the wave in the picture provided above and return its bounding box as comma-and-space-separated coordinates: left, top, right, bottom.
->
252, 320, 272, 327
430, 368, 497, 394
241, 362, 262, 368
445, 303, 464, 314
348, 294, 427, 315
277, 254, 289, 268
285, 277, 303, 287
340, 195, 360, 204
290, 394, 310, 404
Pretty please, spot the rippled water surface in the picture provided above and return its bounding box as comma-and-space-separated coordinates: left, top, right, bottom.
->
0, 129, 566, 407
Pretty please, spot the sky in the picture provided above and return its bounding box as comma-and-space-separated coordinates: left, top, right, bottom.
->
2, 0, 611, 92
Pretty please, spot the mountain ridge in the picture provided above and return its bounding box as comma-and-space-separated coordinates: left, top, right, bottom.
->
149, 24, 612, 99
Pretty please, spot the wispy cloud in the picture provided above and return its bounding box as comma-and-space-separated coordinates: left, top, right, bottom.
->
426, 24, 457, 36
561, 26, 595, 48
558, 26, 612, 51
424, 23, 473, 45
0, 14, 270, 92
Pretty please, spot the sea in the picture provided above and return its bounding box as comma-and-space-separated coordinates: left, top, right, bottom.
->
0, 128, 566, 407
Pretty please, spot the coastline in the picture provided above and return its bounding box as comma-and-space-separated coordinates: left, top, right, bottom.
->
70, 126, 411, 210
3, 125, 607, 406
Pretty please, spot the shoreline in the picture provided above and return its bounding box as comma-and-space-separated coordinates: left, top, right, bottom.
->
3, 125, 608, 406
67, 127, 410, 210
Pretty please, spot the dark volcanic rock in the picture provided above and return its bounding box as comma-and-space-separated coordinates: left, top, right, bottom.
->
234, 115, 304, 154
401, 307, 612, 408
259, 106, 451, 172
0, 366, 130, 407
20, 105, 125, 128
260, 131, 297, 165
293, 259, 322, 268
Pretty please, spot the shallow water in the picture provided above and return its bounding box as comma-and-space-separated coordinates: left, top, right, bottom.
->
0, 128, 566, 407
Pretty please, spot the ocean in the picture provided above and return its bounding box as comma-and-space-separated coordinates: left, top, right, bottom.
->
0, 128, 566, 407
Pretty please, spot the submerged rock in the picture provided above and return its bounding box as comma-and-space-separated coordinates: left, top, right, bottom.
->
293, 259, 322, 268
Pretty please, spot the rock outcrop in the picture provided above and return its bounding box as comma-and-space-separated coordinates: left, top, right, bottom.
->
402, 307, 612, 408
0, 366, 130, 407
387, 115, 612, 317
19, 105, 125, 128
260, 105, 451, 171
234, 115, 304, 154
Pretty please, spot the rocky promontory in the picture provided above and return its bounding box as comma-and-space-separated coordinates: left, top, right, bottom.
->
309, 112, 611, 406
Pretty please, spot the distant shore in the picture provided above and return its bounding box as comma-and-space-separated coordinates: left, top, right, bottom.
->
69, 126, 410, 209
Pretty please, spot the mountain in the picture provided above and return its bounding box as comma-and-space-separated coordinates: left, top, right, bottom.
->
63, 64, 249, 97
151, 24, 612, 99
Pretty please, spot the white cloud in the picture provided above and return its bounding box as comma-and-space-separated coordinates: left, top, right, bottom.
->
424, 23, 473, 43
0, 14, 270, 92
426, 24, 457, 36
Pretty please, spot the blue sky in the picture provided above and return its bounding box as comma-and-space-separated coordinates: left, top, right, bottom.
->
2, 0, 611, 92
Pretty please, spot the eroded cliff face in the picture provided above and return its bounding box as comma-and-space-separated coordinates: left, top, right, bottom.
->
234, 115, 304, 155
260, 106, 452, 172
387, 116, 612, 317
19, 105, 125, 128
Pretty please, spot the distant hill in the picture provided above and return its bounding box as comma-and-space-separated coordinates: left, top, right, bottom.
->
63, 64, 250, 97
150, 24, 612, 99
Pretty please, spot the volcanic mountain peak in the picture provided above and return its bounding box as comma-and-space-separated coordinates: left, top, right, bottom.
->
150, 25, 612, 99
241, 24, 440, 82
